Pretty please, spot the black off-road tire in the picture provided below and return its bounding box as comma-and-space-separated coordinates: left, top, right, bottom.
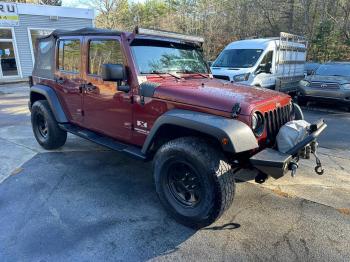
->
31, 100, 67, 150
153, 137, 236, 228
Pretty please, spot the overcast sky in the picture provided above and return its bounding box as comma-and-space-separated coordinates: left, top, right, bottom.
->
62, 0, 91, 8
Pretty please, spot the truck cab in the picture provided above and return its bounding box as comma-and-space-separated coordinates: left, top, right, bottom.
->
211, 32, 307, 94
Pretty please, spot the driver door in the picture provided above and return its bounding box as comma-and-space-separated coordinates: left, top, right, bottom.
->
81, 36, 133, 142
255, 51, 275, 87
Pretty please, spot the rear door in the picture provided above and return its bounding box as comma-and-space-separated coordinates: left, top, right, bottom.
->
54, 37, 84, 125
81, 36, 133, 142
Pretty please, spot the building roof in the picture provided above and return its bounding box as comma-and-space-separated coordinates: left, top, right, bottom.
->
40, 28, 123, 40
15, 2, 94, 19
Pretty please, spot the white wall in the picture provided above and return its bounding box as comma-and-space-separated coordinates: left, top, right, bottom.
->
13, 14, 93, 77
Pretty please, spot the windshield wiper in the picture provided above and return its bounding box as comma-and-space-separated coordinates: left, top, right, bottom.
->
176, 70, 209, 78
147, 70, 181, 79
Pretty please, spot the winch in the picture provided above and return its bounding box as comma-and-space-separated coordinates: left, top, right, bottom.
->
250, 119, 327, 181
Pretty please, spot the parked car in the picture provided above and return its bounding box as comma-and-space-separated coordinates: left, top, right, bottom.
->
298, 62, 350, 110
304, 62, 320, 76
29, 27, 326, 228
210, 32, 307, 94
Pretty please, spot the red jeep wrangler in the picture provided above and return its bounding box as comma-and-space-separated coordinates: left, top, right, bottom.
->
29, 27, 326, 228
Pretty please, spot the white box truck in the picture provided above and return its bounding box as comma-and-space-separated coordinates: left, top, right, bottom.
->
210, 32, 307, 94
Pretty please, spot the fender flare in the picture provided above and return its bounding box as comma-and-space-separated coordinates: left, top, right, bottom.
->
29, 84, 68, 123
293, 102, 304, 120
141, 109, 258, 154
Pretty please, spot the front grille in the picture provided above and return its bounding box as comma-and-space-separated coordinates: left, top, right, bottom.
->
213, 75, 230, 81
310, 81, 340, 89
264, 104, 292, 145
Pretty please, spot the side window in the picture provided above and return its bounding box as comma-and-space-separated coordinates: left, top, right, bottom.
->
261, 51, 273, 65
88, 40, 124, 76
58, 39, 81, 73
37, 39, 53, 71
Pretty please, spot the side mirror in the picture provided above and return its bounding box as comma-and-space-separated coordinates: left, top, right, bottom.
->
101, 64, 127, 82
207, 61, 213, 67
306, 69, 314, 76
117, 85, 130, 93
265, 62, 272, 73
256, 64, 265, 74
257, 63, 271, 74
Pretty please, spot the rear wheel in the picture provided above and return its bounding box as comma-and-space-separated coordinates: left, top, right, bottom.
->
153, 137, 236, 228
31, 100, 67, 150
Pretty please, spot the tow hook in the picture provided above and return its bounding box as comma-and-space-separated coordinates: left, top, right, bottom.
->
311, 142, 324, 175
289, 161, 299, 177
313, 151, 324, 175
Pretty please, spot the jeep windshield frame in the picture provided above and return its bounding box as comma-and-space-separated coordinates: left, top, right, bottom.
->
130, 39, 209, 75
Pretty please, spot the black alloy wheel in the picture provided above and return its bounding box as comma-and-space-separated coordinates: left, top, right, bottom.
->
167, 161, 202, 207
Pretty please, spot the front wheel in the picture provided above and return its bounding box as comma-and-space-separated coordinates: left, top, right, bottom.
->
153, 137, 236, 228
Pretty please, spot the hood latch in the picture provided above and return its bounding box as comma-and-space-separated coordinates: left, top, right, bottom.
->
232, 103, 241, 118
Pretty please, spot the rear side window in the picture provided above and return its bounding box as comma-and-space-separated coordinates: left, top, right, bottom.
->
58, 39, 80, 73
88, 40, 124, 76
33, 37, 55, 79
36, 39, 53, 71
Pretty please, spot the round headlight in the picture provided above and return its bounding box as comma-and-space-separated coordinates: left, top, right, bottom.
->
251, 112, 264, 137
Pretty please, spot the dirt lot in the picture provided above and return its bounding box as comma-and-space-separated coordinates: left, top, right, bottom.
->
0, 84, 349, 261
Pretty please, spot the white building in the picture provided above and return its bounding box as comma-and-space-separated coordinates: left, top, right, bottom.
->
0, 2, 94, 82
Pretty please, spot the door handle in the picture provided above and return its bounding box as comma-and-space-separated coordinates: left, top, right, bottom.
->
84, 83, 97, 92
79, 84, 85, 93
55, 77, 64, 84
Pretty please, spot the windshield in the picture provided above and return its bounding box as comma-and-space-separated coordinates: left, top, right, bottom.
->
131, 39, 209, 74
315, 64, 350, 76
212, 49, 263, 68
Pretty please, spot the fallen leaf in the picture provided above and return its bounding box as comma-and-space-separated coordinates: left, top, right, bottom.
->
337, 208, 350, 215
271, 188, 293, 198
11, 167, 23, 176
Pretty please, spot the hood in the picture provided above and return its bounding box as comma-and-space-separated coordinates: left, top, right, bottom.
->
307, 75, 350, 84
149, 76, 290, 115
210, 67, 251, 79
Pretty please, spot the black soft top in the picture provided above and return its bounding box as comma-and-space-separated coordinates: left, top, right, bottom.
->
40, 27, 124, 40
